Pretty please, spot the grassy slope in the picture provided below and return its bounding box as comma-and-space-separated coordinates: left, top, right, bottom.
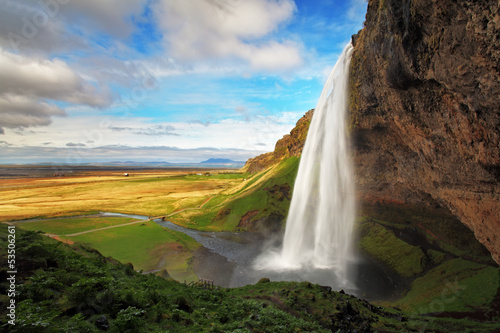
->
2, 224, 498, 333
170, 157, 300, 231
12, 217, 201, 282
357, 203, 500, 315
358, 221, 426, 277
71, 221, 200, 282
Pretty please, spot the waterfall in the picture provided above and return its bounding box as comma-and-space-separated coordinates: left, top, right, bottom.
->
254, 42, 356, 287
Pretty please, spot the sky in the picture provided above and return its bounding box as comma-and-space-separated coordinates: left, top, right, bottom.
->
0, 0, 367, 164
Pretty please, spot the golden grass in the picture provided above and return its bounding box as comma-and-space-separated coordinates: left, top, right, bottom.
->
0, 170, 242, 221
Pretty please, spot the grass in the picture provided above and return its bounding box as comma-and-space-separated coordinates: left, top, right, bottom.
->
358, 222, 426, 277
358, 202, 500, 316
170, 157, 300, 231
0, 169, 243, 222
389, 258, 500, 313
11, 216, 138, 235
71, 221, 200, 282
11, 215, 201, 282
4, 225, 498, 332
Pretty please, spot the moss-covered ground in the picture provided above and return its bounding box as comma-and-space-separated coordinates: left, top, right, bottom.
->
357, 202, 500, 318
1, 224, 499, 332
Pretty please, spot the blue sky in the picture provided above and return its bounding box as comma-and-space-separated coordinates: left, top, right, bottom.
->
0, 0, 367, 164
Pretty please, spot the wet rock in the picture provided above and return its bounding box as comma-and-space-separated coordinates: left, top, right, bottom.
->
350, 0, 500, 264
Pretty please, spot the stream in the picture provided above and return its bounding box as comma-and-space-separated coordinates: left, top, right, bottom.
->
101, 212, 397, 301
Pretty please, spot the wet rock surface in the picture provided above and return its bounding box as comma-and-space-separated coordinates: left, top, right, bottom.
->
350, 0, 500, 264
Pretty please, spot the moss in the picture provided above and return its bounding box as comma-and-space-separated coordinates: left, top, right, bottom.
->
359, 222, 426, 277
391, 258, 500, 314
427, 249, 447, 265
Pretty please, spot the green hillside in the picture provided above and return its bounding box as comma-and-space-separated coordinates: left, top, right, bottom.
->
169, 157, 300, 232
2, 224, 499, 332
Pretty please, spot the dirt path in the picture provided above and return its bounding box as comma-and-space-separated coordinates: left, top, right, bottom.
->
28, 195, 215, 239
44, 196, 215, 238
54, 219, 150, 237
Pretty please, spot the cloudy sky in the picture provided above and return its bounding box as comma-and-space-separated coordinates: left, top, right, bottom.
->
0, 0, 366, 164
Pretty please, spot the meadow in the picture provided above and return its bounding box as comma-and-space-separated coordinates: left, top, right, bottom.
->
10, 215, 201, 282
2, 168, 247, 282
0, 168, 247, 221
3, 165, 499, 321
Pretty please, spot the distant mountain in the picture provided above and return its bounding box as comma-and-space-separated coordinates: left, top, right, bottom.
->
200, 158, 244, 164
99, 161, 173, 166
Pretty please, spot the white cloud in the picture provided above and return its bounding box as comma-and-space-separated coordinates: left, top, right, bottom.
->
0, 0, 146, 54
0, 50, 112, 130
0, 94, 65, 128
0, 50, 111, 106
153, 0, 303, 72
60, 0, 146, 39
0, 145, 262, 164
4, 109, 303, 154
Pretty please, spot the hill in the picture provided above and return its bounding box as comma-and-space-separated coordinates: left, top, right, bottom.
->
2, 224, 499, 332
200, 158, 244, 164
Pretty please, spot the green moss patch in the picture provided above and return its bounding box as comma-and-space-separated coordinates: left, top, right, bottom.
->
1, 224, 499, 332
359, 222, 426, 277
391, 258, 500, 314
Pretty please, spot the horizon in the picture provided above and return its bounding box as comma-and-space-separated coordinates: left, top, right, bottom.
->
0, 0, 367, 164
0, 157, 246, 166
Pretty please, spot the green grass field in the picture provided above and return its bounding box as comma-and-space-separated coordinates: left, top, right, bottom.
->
12, 216, 138, 235
12, 215, 201, 282
71, 221, 200, 282
387, 258, 500, 313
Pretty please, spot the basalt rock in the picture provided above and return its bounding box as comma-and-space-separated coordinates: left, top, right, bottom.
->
350, 0, 500, 263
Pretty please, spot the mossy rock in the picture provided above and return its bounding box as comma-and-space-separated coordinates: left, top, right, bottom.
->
359, 222, 426, 277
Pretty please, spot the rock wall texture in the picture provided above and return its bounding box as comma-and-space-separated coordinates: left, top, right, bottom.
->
350, 0, 500, 263
242, 109, 313, 173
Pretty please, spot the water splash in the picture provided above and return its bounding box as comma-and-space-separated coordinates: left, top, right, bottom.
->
255, 42, 356, 288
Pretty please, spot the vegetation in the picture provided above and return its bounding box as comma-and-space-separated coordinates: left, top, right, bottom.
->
2, 224, 499, 332
357, 203, 500, 317
0, 170, 245, 222
70, 221, 200, 282
170, 157, 300, 231
358, 221, 426, 277
1, 162, 499, 330
391, 258, 499, 313
11, 217, 200, 282
13, 216, 138, 235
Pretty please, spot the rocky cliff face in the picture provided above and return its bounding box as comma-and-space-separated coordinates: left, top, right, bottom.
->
350, 0, 500, 263
242, 110, 313, 173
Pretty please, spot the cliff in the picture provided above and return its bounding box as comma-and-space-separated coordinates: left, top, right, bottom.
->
242, 0, 499, 264
350, 0, 500, 263
242, 110, 313, 173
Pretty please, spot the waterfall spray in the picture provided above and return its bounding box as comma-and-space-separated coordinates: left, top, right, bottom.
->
255, 42, 356, 287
